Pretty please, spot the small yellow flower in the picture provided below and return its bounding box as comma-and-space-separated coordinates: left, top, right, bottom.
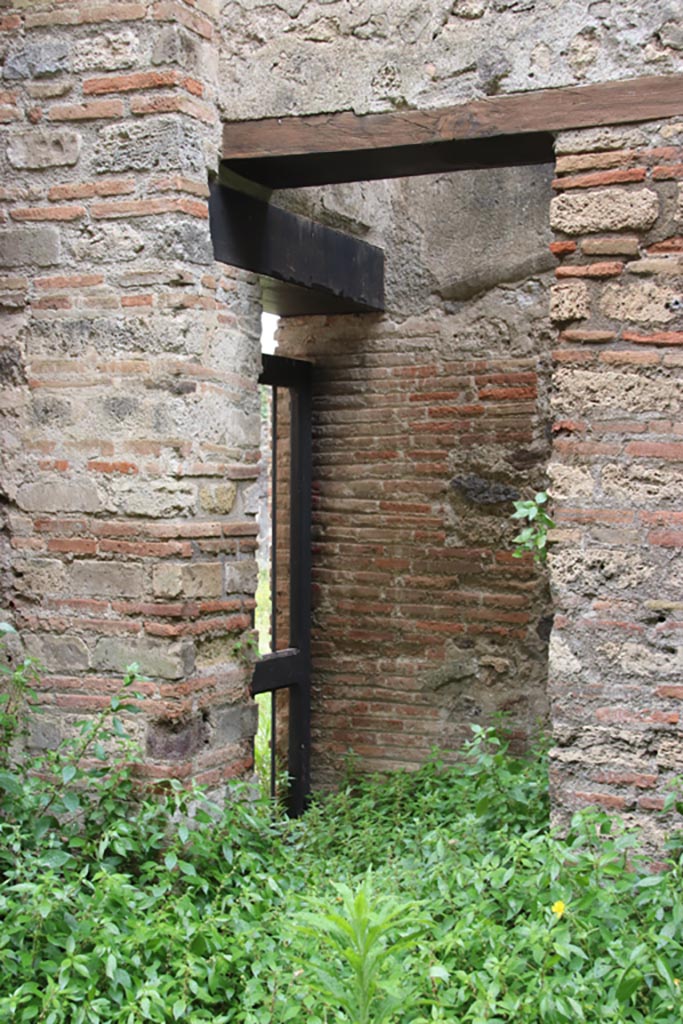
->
551, 900, 566, 918
675, 979, 680, 988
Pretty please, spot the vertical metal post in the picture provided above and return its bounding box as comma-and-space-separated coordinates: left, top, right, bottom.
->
254, 354, 312, 817
287, 366, 312, 816
269, 386, 278, 800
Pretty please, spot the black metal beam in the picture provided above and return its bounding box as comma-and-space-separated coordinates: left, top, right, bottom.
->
252, 649, 304, 695
209, 180, 384, 317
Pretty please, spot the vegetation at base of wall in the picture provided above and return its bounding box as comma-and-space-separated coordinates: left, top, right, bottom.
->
2, 644, 683, 1022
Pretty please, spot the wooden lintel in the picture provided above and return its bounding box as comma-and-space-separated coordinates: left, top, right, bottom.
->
222, 73, 683, 187
209, 180, 384, 316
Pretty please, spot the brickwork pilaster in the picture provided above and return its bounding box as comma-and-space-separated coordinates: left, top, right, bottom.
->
0, 0, 262, 786
548, 120, 683, 848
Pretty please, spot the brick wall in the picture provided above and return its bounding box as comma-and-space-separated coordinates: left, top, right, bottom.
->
548, 119, 683, 849
277, 303, 553, 786
0, 0, 263, 787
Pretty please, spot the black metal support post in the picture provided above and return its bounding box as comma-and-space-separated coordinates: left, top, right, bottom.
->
252, 354, 313, 816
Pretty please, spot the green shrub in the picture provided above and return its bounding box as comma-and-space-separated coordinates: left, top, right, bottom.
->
2, 634, 683, 1023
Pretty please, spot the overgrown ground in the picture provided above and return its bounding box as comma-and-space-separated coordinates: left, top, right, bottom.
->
2, 662, 683, 1022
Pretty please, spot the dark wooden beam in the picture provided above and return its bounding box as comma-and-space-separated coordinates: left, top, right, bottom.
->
222, 73, 683, 188
209, 180, 384, 316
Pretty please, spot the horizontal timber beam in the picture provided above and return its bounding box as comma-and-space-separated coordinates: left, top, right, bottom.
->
222, 73, 683, 188
209, 180, 384, 316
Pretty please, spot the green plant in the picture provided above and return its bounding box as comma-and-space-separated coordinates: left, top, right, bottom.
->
511, 490, 556, 563
0, 622, 41, 768
297, 872, 424, 1024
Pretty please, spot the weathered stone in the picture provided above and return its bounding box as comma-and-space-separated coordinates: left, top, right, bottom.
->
13, 558, 66, 597
4, 41, 69, 80
553, 367, 682, 416
93, 637, 194, 680
600, 280, 676, 324
626, 256, 683, 276
549, 281, 590, 321
95, 118, 205, 175
199, 482, 236, 514
196, 634, 241, 668
152, 563, 182, 599
151, 24, 203, 70
8, 128, 81, 169
24, 634, 90, 672
601, 463, 683, 506
450, 474, 519, 505
16, 480, 101, 514
598, 640, 679, 679
182, 562, 222, 598
68, 223, 147, 264
72, 30, 140, 71
551, 548, 655, 593
0, 227, 60, 268
659, 20, 683, 51
550, 189, 659, 235
146, 714, 208, 760
547, 462, 594, 501
224, 559, 257, 594
155, 219, 214, 265
0, 346, 25, 386
30, 394, 73, 427
212, 703, 258, 745
110, 480, 196, 518
548, 634, 582, 677
554, 126, 650, 155
70, 562, 145, 598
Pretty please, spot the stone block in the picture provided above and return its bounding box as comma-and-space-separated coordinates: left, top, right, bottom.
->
549, 281, 590, 322
0, 227, 60, 268
146, 713, 208, 760
7, 128, 81, 169
548, 634, 582, 677
70, 561, 145, 598
152, 563, 182, 598
547, 462, 594, 501
155, 219, 214, 265
13, 558, 66, 597
24, 633, 90, 672
600, 281, 676, 325
196, 634, 241, 668
224, 559, 257, 595
552, 367, 682, 416
182, 562, 222, 598
4, 41, 69, 80
212, 702, 258, 746
550, 188, 659, 235
93, 636, 194, 680
72, 30, 140, 71
601, 463, 683, 506
554, 127, 649, 155
151, 24, 203, 71
111, 480, 196, 518
199, 482, 236, 514
68, 223, 148, 264
16, 480, 101, 514
94, 117, 205, 175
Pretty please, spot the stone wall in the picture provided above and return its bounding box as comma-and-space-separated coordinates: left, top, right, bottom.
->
548, 118, 683, 849
219, 0, 683, 121
0, 0, 262, 786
